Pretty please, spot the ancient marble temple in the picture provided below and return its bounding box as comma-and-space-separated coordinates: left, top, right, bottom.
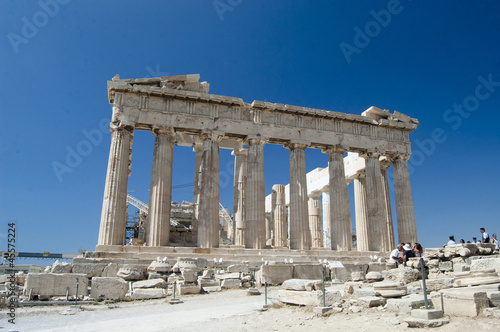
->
97, 74, 419, 252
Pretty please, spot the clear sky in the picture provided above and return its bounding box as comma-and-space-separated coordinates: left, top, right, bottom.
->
1, 0, 499, 263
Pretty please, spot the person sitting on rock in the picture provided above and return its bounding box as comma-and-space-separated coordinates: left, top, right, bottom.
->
413, 243, 423, 257
402, 243, 415, 266
388, 243, 404, 267
447, 236, 456, 246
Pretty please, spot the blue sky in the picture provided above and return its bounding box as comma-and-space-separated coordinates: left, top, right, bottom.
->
1, 0, 499, 262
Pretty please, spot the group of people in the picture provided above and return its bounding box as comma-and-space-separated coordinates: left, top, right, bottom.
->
446, 228, 499, 251
388, 242, 424, 267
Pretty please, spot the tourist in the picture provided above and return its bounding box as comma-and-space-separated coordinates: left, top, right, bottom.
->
413, 243, 423, 257
460, 239, 465, 244
480, 227, 490, 243
402, 243, 415, 266
472, 237, 480, 244
388, 243, 404, 267
447, 236, 456, 246
491, 233, 499, 252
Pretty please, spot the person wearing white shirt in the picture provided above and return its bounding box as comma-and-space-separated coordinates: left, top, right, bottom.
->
491, 233, 499, 251
480, 228, 490, 243
388, 243, 404, 267
447, 236, 456, 246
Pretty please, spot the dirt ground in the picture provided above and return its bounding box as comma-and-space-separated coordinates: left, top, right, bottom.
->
2, 287, 499, 332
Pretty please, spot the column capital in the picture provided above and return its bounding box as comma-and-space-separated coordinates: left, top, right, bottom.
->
245, 136, 267, 146
322, 144, 349, 155
200, 130, 223, 142
151, 126, 175, 137
388, 153, 411, 162
284, 140, 310, 151
110, 122, 134, 132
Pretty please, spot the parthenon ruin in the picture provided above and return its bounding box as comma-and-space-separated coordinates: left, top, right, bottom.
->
97, 74, 419, 254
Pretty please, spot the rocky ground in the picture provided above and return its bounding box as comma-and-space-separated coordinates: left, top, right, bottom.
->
2, 287, 499, 332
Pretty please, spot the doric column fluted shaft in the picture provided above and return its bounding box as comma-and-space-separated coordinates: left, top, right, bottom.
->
308, 196, 323, 248
381, 163, 395, 249
287, 143, 311, 250
146, 128, 174, 247
324, 147, 352, 251
98, 126, 134, 246
392, 155, 418, 244
232, 148, 247, 246
272, 184, 288, 247
191, 144, 203, 242
245, 138, 266, 249
363, 152, 390, 251
354, 174, 369, 251
321, 191, 331, 248
197, 133, 220, 248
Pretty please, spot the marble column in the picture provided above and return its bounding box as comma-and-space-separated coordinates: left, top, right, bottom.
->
191, 144, 203, 243
308, 196, 323, 248
363, 152, 390, 252
197, 133, 220, 248
145, 128, 174, 247
232, 148, 247, 246
392, 155, 418, 244
353, 174, 369, 251
245, 138, 266, 249
381, 163, 395, 250
321, 191, 332, 248
272, 184, 287, 248
325, 147, 352, 251
98, 125, 134, 246
287, 143, 311, 250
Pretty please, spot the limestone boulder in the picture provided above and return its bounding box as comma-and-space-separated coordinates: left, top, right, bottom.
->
385, 267, 420, 283
477, 243, 496, 255
357, 296, 386, 308
102, 263, 119, 277
373, 281, 407, 298
198, 277, 219, 288
117, 265, 146, 280
181, 269, 198, 283
386, 294, 429, 313
131, 288, 164, 300
24, 273, 88, 297
365, 271, 383, 282
256, 264, 293, 285
281, 279, 321, 291
431, 288, 489, 317
133, 278, 166, 289
178, 284, 201, 295
72, 263, 108, 278
227, 264, 249, 273
423, 248, 443, 259
50, 261, 72, 274
424, 278, 455, 291
90, 277, 128, 301
176, 258, 199, 272
215, 272, 240, 280
351, 271, 366, 281
453, 276, 500, 287
221, 279, 241, 289
470, 257, 500, 274
147, 261, 172, 274
438, 261, 453, 272
292, 264, 323, 280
